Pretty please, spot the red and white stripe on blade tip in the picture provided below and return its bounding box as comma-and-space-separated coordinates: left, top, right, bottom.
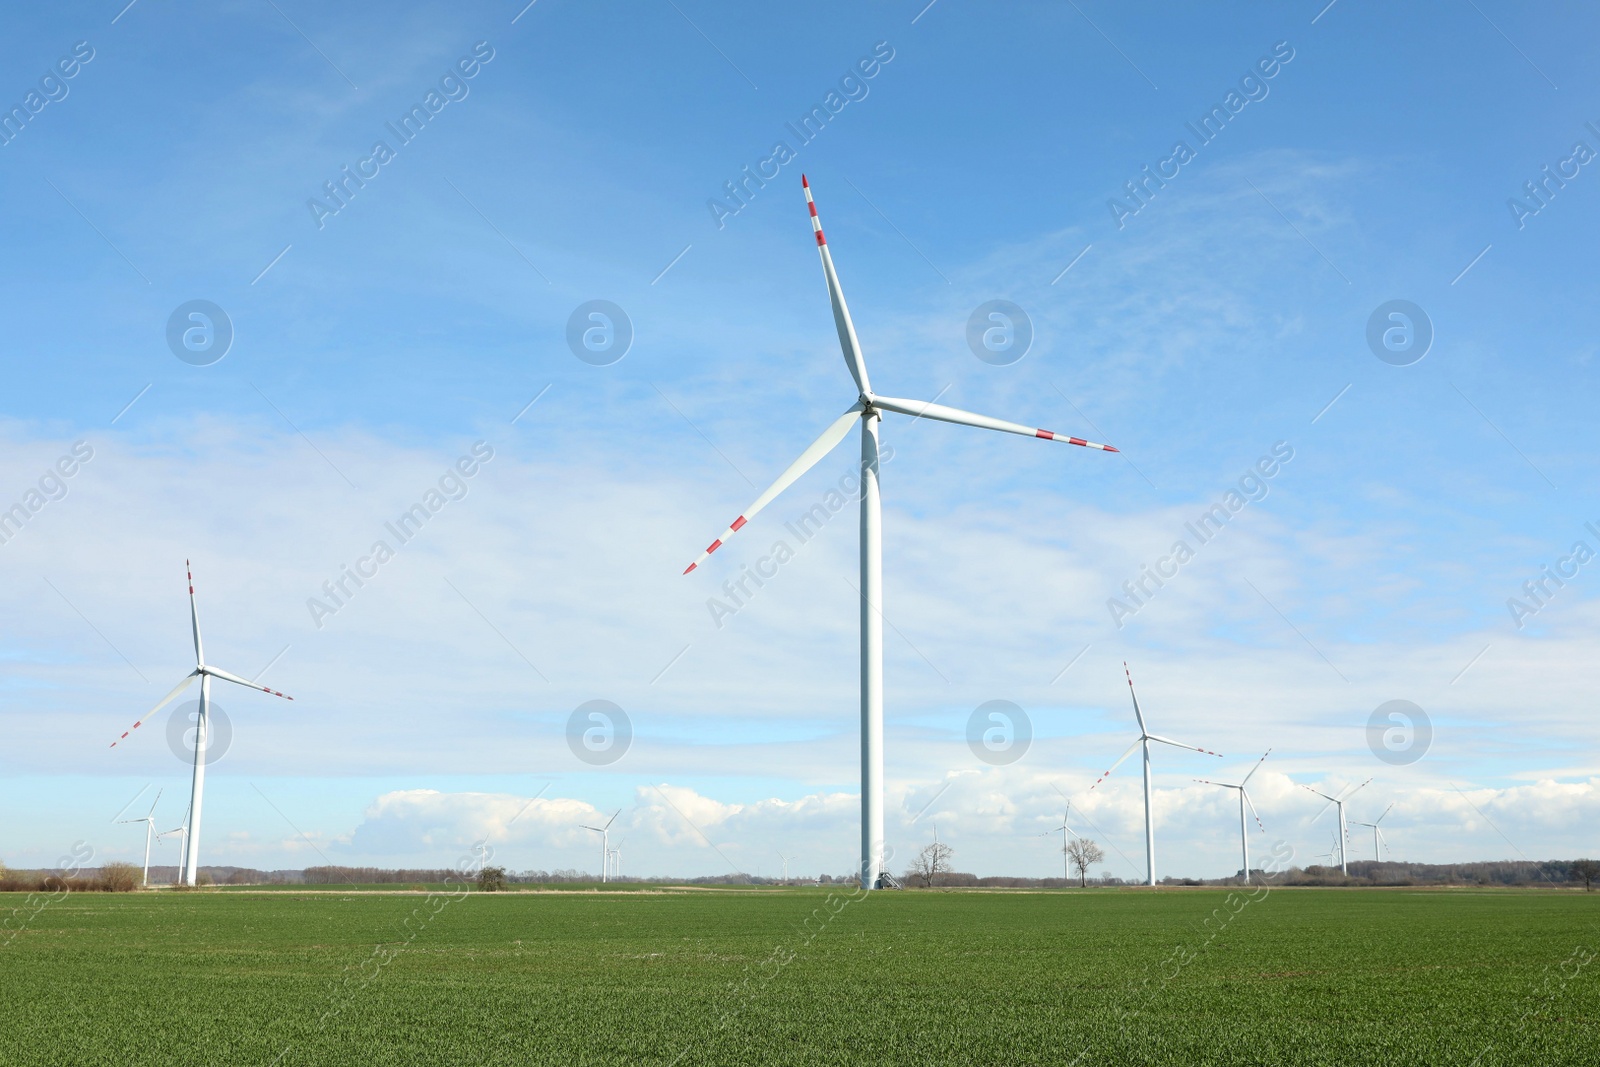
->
683, 516, 748, 574
802, 175, 825, 245
1037, 429, 1118, 452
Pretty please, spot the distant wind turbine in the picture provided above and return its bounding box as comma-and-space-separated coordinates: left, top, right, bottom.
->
158, 812, 190, 881
1195, 750, 1271, 884
1353, 803, 1394, 862
1299, 777, 1372, 875
1089, 664, 1222, 886
683, 175, 1118, 891
110, 562, 294, 886
582, 810, 620, 883
116, 788, 163, 887
1038, 805, 1073, 884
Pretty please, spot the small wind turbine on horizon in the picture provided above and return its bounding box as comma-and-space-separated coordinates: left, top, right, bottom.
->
1317, 832, 1339, 866
1038, 805, 1073, 884
1089, 664, 1222, 886
1195, 750, 1270, 885
683, 175, 1119, 891
582, 810, 620, 883
110, 562, 294, 886
1299, 777, 1372, 875
157, 807, 190, 882
1354, 803, 1394, 862
116, 788, 163, 888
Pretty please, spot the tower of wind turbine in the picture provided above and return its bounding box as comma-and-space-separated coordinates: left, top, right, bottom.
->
684, 176, 1118, 890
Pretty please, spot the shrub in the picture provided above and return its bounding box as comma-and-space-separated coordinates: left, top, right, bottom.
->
477, 866, 507, 892
100, 863, 142, 892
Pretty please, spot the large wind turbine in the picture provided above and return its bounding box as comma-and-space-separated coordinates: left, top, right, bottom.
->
1088, 664, 1222, 887
116, 788, 163, 888
684, 176, 1118, 890
582, 810, 619, 883
1195, 750, 1270, 884
110, 562, 294, 886
1354, 803, 1394, 862
1299, 777, 1372, 875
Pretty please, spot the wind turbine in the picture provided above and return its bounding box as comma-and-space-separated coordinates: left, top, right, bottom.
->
157, 813, 189, 884
1354, 803, 1394, 862
683, 175, 1118, 890
1195, 750, 1270, 884
116, 788, 163, 888
777, 852, 791, 884
1038, 805, 1073, 884
1089, 664, 1222, 886
110, 562, 294, 886
582, 810, 619, 883
1317, 832, 1339, 866
1298, 777, 1372, 875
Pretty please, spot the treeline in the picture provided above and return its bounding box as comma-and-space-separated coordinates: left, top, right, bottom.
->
6, 859, 1592, 891
303, 866, 461, 884
0, 862, 143, 892
1270, 858, 1595, 888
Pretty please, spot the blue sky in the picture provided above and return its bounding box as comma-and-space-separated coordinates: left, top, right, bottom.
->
2, 0, 1598, 881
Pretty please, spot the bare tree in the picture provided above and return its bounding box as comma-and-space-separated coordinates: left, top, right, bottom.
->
1065, 837, 1104, 888
906, 836, 954, 888
1573, 858, 1599, 892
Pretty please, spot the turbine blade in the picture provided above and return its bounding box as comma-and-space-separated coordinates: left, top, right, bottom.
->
872, 396, 1117, 451
604, 810, 620, 830
1122, 663, 1148, 735
801, 176, 872, 396
110, 671, 199, 748
203, 665, 293, 701
1240, 748, 1272, 786
683, 402, 864, 573
1298, 783, 1338, 822
1089, 738, 1143, 791
1376, 803, 1394, 824
1192, 779, 1232, 788
1243, 790, 1265, 833
187, 560, 204, 665
146, 787, 163, 818
1340, 777, 1374, 801
1147, 734, 1223, 757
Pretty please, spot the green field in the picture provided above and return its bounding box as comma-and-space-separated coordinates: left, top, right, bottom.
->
2, 886, 1595, 1065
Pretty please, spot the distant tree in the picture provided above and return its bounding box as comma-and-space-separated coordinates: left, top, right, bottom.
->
1573, 859, 1599, 892
907, 838, 954, 889
99, 862, 142, 892
1065, 838, 1104, 888
477, 866, 508, 892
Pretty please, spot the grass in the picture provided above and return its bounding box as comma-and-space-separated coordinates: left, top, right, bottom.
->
2, 886, 1596, 1065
